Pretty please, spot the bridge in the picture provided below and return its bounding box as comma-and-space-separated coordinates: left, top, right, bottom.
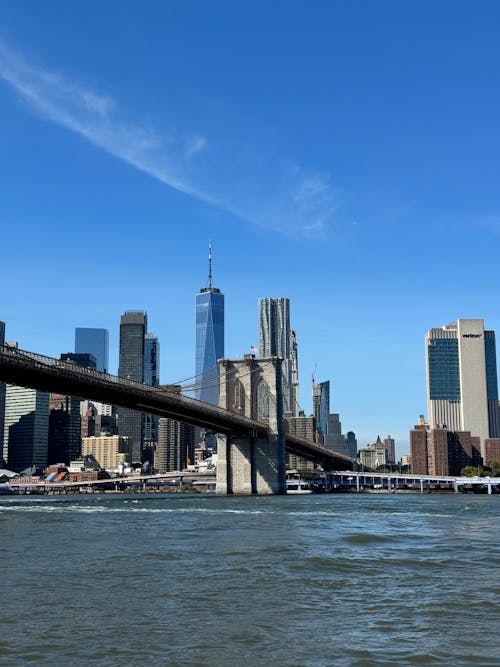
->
0, 345, 352, 494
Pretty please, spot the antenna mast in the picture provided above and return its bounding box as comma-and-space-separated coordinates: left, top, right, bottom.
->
208, 240, 213, 289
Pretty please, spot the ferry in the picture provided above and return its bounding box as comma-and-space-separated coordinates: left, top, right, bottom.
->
286, 479, 313, 494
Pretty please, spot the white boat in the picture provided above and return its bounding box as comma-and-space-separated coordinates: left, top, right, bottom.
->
286, 479, 313, 494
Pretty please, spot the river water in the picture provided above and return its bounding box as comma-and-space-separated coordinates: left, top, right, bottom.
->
0, 493, 498, 666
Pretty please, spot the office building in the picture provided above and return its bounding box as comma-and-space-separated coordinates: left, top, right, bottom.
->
345, 431, 358, 459
284, 412, 316, 471
156, 418, 195, 472
47, 353, 97, 465
384, 435, 396, 464
426, 319, 500, 458
325, 413, 347, 456
75, 328, 109, 373
259, 297, 296, 415
312, 380, 330, 443
359, 436, 387, 470
3, 384, 49, 472
290, 330, 299, 415
61, 352, 97, 369
118, 311, 147, 463
195, 244, 224, 406
82, 435, 131, 471
0, 321, 5, 464
143, 333, 160, 456
48, 393, 81, 465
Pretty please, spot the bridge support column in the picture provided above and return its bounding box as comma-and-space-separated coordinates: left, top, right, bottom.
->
216, 433, 286, 495
254, 434, 286, 494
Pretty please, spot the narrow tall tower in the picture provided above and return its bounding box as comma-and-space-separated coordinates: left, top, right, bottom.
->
0, 322, 5, 463
195, 243, 225, 405
118, 311, 147, 463
259, 297, 296, 415
143, 333, 160, 452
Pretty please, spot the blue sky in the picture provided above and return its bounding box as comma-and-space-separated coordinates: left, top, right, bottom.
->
1, 1, 500, 457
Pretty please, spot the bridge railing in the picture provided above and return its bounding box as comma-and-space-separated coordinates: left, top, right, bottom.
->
0, 345, 353, 464
0, 344, 273, 433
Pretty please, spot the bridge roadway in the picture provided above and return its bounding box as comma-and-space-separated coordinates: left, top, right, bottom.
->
0, 345, 352, 470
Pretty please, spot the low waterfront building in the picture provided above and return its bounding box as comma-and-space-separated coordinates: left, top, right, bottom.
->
410, 424, 481, 475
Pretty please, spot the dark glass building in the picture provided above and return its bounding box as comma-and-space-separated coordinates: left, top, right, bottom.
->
118, 311, 147, 463
143, 333, 160, 455
75, 328, 109, 373
195, 245, 224, 405
0, 321, 5, 464
312, 380, 330, 443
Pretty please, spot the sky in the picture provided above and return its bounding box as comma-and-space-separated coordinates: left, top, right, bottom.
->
1, 0, 500, 458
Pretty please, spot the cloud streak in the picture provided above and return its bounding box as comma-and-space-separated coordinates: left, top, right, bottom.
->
0, 42, 340, 239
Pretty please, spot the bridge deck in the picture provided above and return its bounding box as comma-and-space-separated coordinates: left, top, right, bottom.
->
0, 345, 352, 469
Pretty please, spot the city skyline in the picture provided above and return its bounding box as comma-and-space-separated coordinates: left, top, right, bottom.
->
2, 2, 500, 457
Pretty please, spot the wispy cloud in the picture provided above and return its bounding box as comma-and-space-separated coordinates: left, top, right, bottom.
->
0, 41, 341, 239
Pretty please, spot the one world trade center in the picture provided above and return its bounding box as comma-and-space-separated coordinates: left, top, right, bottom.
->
195, 243, 225, 406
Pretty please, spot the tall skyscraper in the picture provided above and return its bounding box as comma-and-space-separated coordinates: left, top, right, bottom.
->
143, 333, 160, 451
0, 321, 5, 464
118, 311, 147, 463
259, 297, 296, 415
426, 319, 500, 458
75, 328, 109, 373
312, 380, 330, 443
4, 384, 49, 472
195, 243, 224, 405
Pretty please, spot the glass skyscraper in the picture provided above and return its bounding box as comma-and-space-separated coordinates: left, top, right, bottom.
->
195, 245, 224, 405
143, 333, 160, 448
75, 328, 109, 373
312, 380, 330, 442
0, 321, 5, 464
118, 311, 147, 463
426, 319, 500, 459
4, 384, 49, 472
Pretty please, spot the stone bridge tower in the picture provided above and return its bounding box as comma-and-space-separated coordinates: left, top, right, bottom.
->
216, 354, 286, 494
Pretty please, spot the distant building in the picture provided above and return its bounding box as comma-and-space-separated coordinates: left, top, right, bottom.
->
3, 384, 49, 472
290, 330, 300, 415
345, 431, 358, 459
359, 436, 386, 470
156, 418, 195, 472
312, 381, 330, 444
48, 393, 81, 465
82, 435, 131, 471
259, 297, 296, 415
384, 435, 396, 464
47, 353, 97, 465
143, 333, 160, 454
325, 414, 347, 456
410, 424, 481, 476
60, 352, 97, 369
284, 412, 316, 471
118, 311, 147, 463
0, 321, 5, 464
426, 319, 500, 458
75, 328, 109, 373
195, 243, 224, 406
484, 439, 500, 463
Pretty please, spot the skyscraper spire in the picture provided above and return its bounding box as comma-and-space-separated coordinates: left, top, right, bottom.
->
208, 240, 213, 290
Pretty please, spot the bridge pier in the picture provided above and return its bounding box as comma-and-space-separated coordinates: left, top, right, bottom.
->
216, 433, 286, 494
